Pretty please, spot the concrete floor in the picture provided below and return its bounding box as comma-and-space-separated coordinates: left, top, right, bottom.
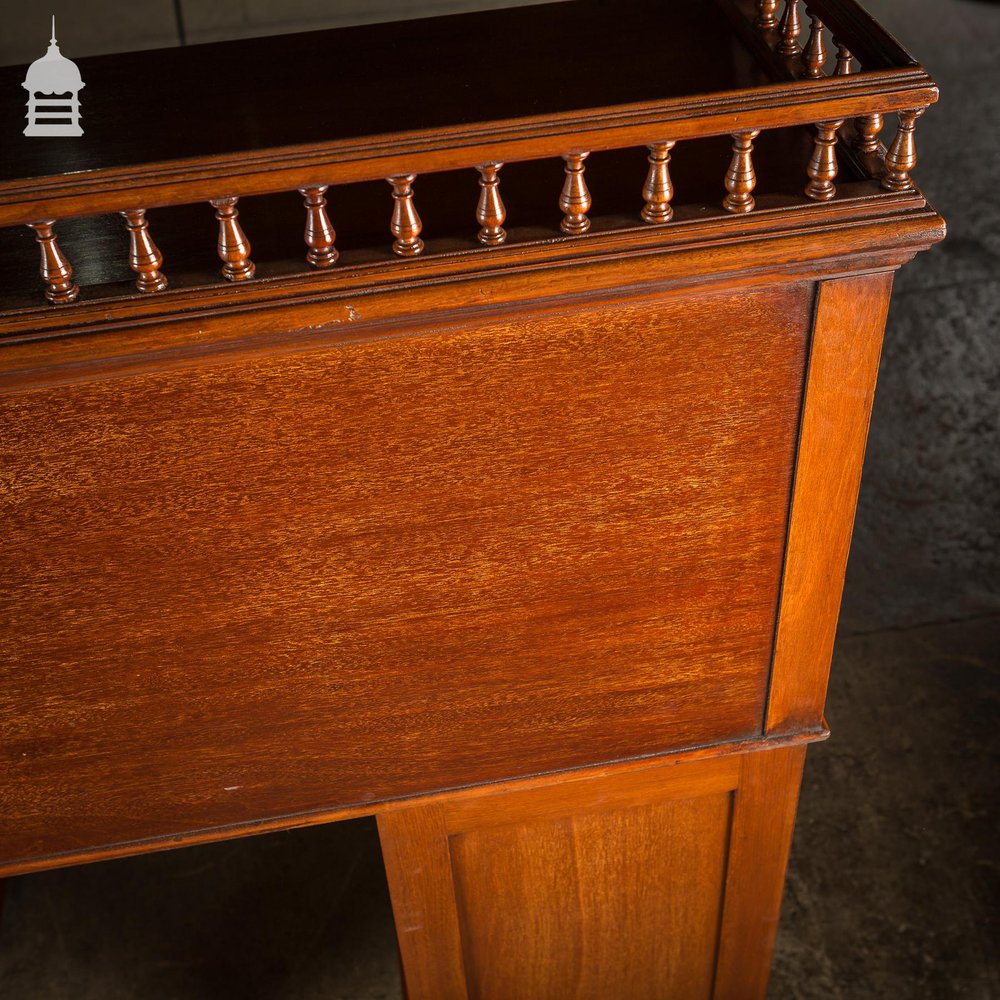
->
1, 0, 997, 997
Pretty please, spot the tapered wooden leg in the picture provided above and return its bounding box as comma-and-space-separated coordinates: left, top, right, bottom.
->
379, 746, 806, 1000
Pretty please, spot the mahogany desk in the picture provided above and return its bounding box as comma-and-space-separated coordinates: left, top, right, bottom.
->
0, 2, 944, 996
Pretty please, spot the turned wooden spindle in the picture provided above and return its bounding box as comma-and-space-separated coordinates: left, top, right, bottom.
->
209, 196, 255, 281
778, 0, 802, 56
27, 220, 79, 304
834, 41, 854, 75
299, 186, 338, 268
756, 0, 780, 30
805, 120, 844, 200
854, 113, 884, 155
802, 14, 826, 77
476, 163, 507, 246
723, 130, 761, 214
882, 108, 925, 192
641, 141, 676, 224
120, 209, 168, 293
559, 152, 592, 235
386, 174, 424, 257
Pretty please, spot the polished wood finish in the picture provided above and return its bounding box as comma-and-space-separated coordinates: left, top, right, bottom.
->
641, 141, 676, 223
766, 272, 894, 736
778, 0, 803, 57
756, 0, 781, 31
380, 747, 807, 1000
713, 746, 807, 999
0, 283, 811, 868
805, 119, 844, 200
834, 40, 854, 75
120, 208, 168, 293
475, 163, 506, 246
723, 129, 760, 213
559, 151, 592, 234
209, 195, 255, 281
854, 111, 884, 156
26, 220, 79, 304
803, 14, 828, 77
0, 1, 940, 227
299, 185, 338, 268
882, 107, 925, 192
0, 4, 945, 996
387, 174, 424, 257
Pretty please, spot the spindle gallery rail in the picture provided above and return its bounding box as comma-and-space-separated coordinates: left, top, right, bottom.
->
2, 0, 937, 307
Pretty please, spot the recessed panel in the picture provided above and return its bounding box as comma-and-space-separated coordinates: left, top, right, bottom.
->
0, 282, 810, 868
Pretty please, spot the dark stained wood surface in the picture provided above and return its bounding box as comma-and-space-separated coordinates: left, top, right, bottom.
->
0, 282, 811, 870
0, 1, 744, 186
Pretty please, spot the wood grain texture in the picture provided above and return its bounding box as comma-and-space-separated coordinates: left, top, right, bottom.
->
0, 282, 810, 870
379, 806, 470, 1000
713, 745, 807, 999
379, 754, 740, 1000
450, 795, 731, 1000
378, 747, 806, 1000
766, 272, 894, 735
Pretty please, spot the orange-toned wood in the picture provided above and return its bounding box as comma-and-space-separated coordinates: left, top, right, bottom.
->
713, 745, 807, 999
559, 151, 591, 234
882, 107, 925, 192
766, 272, 894, 735
723, 130, 760, 213
378, 806, 470, 1000
641, 141, 676, 223
805, 119, 845, 200
120, 209, 168, 293
0, 282, 813, 871
209, 195, 255, 281
299, 185, 339, 268
475, 163, 507, 246
387, 174, 424, 256
378, 746, 807, 1000
25, 220, 79, 304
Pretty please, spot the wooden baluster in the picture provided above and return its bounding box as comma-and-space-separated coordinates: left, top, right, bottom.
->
27, 220, 79, 304
476, 163, 507, 246
756, 0, 780, 30
802, 13, 826, 77
559, 152, 592, 234
209, 196, 255, 281
805, 120, 844, 200
778, 0, 802, 56
723, 130, 760, 214
641, 141, 676, 224
299, 186, 338, 268
854, 113, 884, 156
882, 108, 925, 192
120, 209, 168, 293
834, 41, 853, 75
387, 174, 424, 257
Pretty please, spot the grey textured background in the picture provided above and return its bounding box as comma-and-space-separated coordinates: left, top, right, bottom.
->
1, 1, 997, 997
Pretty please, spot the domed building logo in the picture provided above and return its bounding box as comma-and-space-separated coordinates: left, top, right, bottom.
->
23, 17, 85, 137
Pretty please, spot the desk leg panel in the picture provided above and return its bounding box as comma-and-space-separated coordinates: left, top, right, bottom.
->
378, 747, 804, 1000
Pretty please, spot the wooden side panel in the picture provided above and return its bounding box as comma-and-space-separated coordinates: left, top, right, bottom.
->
449, 795, 731, 1000
713, 745, 807, 1000
0, 283, 810, 870
379, 748, 808, 1000
378, 806, 470, 1000
766, 272, 893, 735
379, 756, 739, 1000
